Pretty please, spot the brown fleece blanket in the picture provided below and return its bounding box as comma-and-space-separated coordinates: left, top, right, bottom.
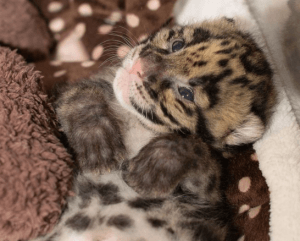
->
0, 47, 73, 240
0, 0, 270, 240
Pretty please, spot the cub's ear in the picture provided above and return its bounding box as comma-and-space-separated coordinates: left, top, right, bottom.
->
224, 113, 265, 146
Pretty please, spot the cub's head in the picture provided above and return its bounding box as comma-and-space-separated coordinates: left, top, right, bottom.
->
113, 18, 276, 148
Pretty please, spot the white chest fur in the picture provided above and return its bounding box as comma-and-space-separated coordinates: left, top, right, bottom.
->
122, 111, 156, 159
113, 103, 156, 159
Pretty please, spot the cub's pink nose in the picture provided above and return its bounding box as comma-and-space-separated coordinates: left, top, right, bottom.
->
129, 59, 143, 78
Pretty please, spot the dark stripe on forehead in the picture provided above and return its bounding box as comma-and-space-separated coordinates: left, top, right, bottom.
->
190, 69, 233, 108
160, 102, 180, 125
189, 69, 233, 88
194, 28, 211, 40
186, 28, 211, 47
198, 46, 208, 51
218, 59, 229, 67
189, 77, 204, 87
193, 61, 207, 67
167, 29, 175, 41
178, 27, 184, 35
230, 76, 250, 87
201, 69, 233, 84
130, 98, 164, 125
202, 69, 233, 108
215, 47, 234, 54
160, 79, 172, 90
240, 47, 273, 76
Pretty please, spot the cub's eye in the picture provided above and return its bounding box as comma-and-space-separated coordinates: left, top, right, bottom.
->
178, 87, 194, 101
172, 40, 184, 52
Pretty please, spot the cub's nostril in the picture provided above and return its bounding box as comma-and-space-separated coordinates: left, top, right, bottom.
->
137, 72, 142, 78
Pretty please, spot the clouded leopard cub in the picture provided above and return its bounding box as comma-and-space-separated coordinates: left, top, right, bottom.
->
34, 18, 276, 241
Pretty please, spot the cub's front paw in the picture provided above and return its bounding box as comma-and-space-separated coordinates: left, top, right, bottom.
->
122, 134, 203, 197
72, 118, 127, 173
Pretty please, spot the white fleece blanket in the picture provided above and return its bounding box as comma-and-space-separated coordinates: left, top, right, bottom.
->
174, 0, 300, 240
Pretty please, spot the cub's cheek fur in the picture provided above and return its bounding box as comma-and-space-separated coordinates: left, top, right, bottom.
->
224, 113, 265, 147
122, 134, 220, 201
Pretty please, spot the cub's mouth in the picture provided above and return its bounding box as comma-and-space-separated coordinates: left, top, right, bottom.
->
113, 47, 161, 127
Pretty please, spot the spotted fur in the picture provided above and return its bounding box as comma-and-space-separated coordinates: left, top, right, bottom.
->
33, 137, 236, 241
33, 18, 276, 241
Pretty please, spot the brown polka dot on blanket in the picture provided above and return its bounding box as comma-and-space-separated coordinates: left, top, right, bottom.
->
49, 17, 66, 33
34, 60, 103, 95
147, 0, 161, 11
238, 176, 251, 193
0, 47, 73, 240
239, 204, 250, 214
48, 1, 64, 13
250, 153, 258, 161
92, 45, 104, 61
126, 13, 140, 28
74, 22, 87, 38
248, 205, 262, 219
81, 60, 96, 68
98, 24, 114, 34
117, 45, 131, 58
78, 3, 93, 17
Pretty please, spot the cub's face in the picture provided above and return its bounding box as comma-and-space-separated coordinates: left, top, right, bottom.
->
113, 18, 276, 148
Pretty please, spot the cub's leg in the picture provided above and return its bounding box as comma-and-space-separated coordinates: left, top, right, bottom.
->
55, 78, 126, 173
122, 134, 221, 204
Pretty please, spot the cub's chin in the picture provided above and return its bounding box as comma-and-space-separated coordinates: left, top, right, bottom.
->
113, 46, 141, 111
113, 46, 168, 133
